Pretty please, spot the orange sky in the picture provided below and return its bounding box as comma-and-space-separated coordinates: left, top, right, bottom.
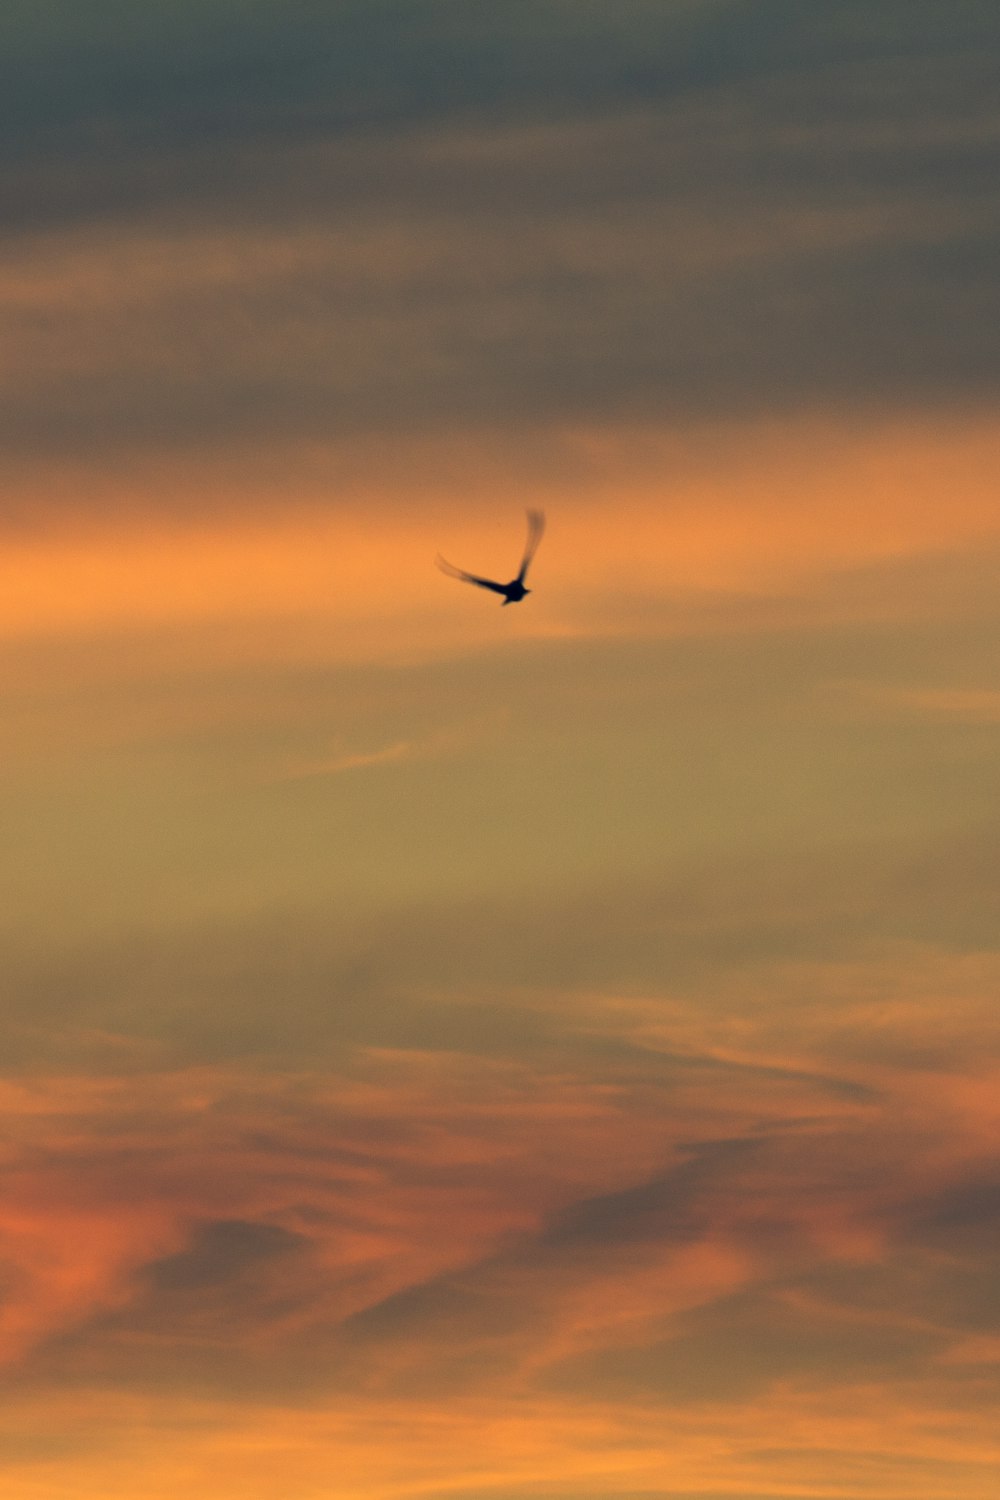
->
2, 4, 1000, 1498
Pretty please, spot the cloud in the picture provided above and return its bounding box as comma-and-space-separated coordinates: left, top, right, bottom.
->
1, 6, 999, 506
5, 114, 999, 473
0, 914, 998, 1491
4, 813, 1000, 1074
275, 717, 501, 783
824, 681, 1000, 724
143, 1218, 307, 1291
4, 2, 999, 159
541, 1286, 942, 1404
281, 740, 421, 778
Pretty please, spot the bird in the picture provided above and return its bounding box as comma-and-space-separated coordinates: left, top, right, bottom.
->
436, 510, 546, 605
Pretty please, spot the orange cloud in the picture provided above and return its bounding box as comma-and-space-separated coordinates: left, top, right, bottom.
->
0, 937, 996, 1497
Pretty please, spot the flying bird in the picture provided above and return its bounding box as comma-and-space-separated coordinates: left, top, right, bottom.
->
437, 509, 546, 605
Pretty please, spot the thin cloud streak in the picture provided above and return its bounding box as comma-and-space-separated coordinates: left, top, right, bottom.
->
281, 740, 419, 779
825, 681, 1000, 725
274, 718, 504, 783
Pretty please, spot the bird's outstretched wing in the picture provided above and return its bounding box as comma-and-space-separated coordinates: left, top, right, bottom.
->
516, 509, 546, 583
436, 555, 509, 595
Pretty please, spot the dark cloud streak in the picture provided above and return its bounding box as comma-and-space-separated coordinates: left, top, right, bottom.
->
1, 3, 999, 495
3, 2, 998, 154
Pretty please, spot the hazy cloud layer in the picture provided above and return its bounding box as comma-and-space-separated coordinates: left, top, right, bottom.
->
1, 2, 998, 513
4, 2, 999, 154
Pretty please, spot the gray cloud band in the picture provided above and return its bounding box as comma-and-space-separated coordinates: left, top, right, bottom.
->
0, 2, 998, 513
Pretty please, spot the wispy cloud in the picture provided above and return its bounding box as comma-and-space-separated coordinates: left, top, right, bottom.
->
826, 680, 1000, 724
0, 940, 997, 1492
273, 716, 505, 783
279, 737, 431, 781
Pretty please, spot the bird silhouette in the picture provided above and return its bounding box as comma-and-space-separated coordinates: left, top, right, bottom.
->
437, 510, 546, 605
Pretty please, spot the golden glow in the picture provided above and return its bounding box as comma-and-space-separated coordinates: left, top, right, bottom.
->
2, 414, 998, 652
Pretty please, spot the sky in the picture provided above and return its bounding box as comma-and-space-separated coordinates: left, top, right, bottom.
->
1, 3, 1000, 1496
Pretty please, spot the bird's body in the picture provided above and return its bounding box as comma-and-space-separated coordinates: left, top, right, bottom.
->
437, 510, 545, 605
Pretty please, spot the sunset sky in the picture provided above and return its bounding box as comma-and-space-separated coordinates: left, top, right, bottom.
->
2, 4, 1000, 1497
